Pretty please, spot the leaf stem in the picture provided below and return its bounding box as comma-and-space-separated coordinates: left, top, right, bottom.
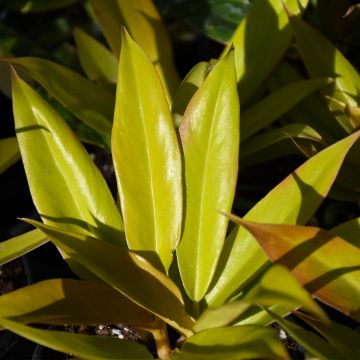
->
152, 325, 171, 360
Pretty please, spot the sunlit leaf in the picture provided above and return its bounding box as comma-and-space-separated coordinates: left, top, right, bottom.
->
224, 0, 309, 103
12, 70, 124, 246
207, 131, 360, 307
0, 229, 47, 265
177, 52, 239, 302
112, 30, 182, 271
233, 217, 360, 322
74, 28, 118, 83
8, 57, 114, 137
0, 279, 159, 328
24, 220, 194, 337
172, 325, 288, 360
0, 318, 153, 359
89, 0, 179, 102
0, 137, 21, 174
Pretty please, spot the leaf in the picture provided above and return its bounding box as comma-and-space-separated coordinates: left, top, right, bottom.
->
330, 217, 360, 244
172, 61, 210, 127
24, 219, 194, 337
177, 52, 239, 302
172, 325, 288, 360
74, 28, 118, 83
234, 217, 360, 322
224, 0, 309, 103
7, 57, 114, 137
0, 137, 21, 173
89, 0, 179, 102
1, 0, 82, 13
206, 131, 360, 307
240, 77, 331, 141
112, 30, 182, 271
0, 229, 47, 265
266, 310, 345, 360
0, 279, 159, 328
12, 70, 125, 247
288, 12, 360, 132
194, 264, 326, 332
240, 123, 323, 160
0, 318, 153, 360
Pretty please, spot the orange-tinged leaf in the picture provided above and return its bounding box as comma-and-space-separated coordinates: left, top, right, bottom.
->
232, 216, 360, 322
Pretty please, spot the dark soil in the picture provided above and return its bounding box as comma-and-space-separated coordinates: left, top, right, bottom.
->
0, 259, 26, 295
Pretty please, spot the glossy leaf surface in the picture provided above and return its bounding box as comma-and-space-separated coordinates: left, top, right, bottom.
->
289, 13, 360, 132
207, 131, 360, 307
12, 71, 124, 246
9, 57, 114, 136
241, 77, 331, 141
0, 279, 158, 328
0, 229, 47, 265
74, 28, 118, 83
177, 52, 239, 302
25, 220, 194, 336
236, 218, 360, 322
0, 318, 152, 359
224, 0, 308, 103
195, 264, 325, 332
0, 137, 21, 173
90, 0, 179, 101
112, 30, 182, 271
172, 61, 210, 127
173, 325, 287, 360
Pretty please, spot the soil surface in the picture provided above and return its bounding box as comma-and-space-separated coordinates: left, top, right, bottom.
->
0, 259, 26, 295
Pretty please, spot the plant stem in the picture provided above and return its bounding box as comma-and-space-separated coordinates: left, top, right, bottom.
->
152, 326, 171, 360
192, 300, 200, 318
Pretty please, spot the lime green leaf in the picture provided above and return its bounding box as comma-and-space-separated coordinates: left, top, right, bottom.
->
331, 217, 360, 244
241, 77, 331, 141
12, 70, 125, 247
172, 61, 210, 127
8, 57, 114, 136
177, 52, 239, 302
195, 264, 326, 332
112, 30, 182, 271
74, 28, 118, 84
207, 131, 360, 307
240, 123, 323, 160
0, 279, 159, 328
224, 0, 309, 103
288, 13, 360, 132
1, 0, 82, 13
89, 0, 179, 102
24, 220, 194, 337
0, 229, 47, 265
0, 318, 153, 360
266, 310, 345, 360
0, 137, 21, 173
235, 218, 360, 322
172, 325, 287, 360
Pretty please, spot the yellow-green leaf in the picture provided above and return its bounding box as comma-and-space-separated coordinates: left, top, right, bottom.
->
12, 70, 125, 246
0, 229, 47, 265
288, 13, 360, 132
0, 279, 159, 328
89, 0, 179, 102
8, 57, 114, 136
172, 61, 210, 127
177, 52, 239, 302
0, 318, 153, 360
74, 28, 118, 83
236, 218, 360, 322
172, 325, 287, 360
24, 219, 194, 337
241, 77, 331, 141
194, 264, 326, 332
206, 131, 360, 307
224, 0, 309, 103
0, 137, 20, 173
112, 30, 182, 271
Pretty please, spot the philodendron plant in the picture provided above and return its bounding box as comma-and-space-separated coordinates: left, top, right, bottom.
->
0, 25, 360, 359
